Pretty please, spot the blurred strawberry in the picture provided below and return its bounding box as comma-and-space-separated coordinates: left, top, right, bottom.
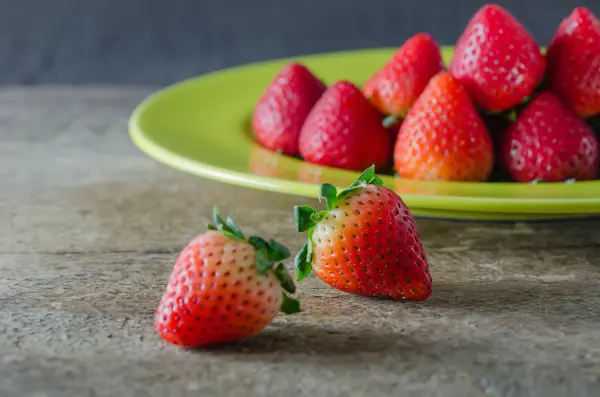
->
394, 72, 494, 181
449, 4, 545, 112
252, 62, 326, 156
299, 81, 391, 171
499, 92, 599, 182
364, 33, 443, 116
546, 7, 600, 118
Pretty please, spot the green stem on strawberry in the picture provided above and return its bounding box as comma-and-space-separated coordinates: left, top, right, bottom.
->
208, 207, 301, 314
293, 165, 384, 281
482, 105, 518, 122
280, 291, 301, 314
382, 115, 402, 129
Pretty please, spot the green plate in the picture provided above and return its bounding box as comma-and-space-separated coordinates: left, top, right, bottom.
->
129, 47, 600, 221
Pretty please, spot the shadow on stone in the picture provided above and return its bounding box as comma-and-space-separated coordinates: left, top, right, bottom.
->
200, 322, 468, 364
202, 323, 398, 356
425, 280, 597, 318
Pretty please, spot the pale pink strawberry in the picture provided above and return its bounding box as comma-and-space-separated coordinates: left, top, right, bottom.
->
155, 209, 300, 347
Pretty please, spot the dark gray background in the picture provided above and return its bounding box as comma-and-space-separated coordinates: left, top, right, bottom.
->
0, 0, 597, 85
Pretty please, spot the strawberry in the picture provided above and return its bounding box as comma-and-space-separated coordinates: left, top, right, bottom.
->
448, 4, 545, 112
363, 33, 443, 116
499, 92, 599, 182
394, 71, 494, 181
155, 208, 300, 347
252, 62, 326, 156
298, 81, 391, 171
546, 7, 600, 118
293, 166, 432, 301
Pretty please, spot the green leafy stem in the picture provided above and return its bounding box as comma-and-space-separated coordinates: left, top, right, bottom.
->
208, 207, 300, 314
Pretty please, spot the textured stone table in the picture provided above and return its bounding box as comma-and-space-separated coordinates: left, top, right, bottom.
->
1, 87, 599, 397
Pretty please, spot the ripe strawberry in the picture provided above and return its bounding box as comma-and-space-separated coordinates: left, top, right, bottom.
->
546, 7, 600, 118
252, 62, 326, 156
499, 92, 599, 182
448, 4, 545, 112
294, 166, 432, 301
298, 81, 391, 171
394, 71, 494, 181
155, 208, 300, 347
364, 33, 443, 116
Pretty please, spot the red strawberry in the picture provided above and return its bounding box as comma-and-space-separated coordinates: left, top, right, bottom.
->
499, 92, 599, 182
546, 7, 600, 118
448, 4, 545, 112
364, 33, 443, 116
252, 62, 326, 156
394, 71, 494, 181
294, 166, 432, 301
299, 81, 391, 171
155, 209, 300, 347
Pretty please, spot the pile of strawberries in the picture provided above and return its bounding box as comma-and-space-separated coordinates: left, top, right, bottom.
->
252, 5, 600, 183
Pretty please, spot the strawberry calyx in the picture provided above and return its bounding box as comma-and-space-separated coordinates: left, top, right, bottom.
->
382, 115, 402, 129
293, 165, 384, 281
207, 207, 301, 314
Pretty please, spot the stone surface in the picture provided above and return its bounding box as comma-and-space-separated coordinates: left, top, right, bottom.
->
0, 87, 599, 397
